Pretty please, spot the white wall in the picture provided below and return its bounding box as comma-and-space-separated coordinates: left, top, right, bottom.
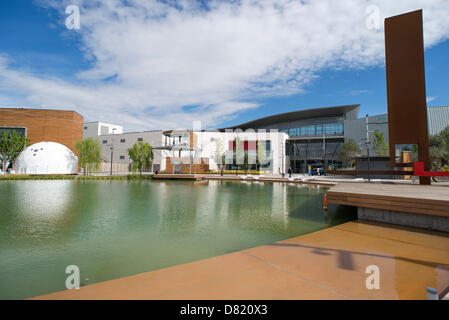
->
159, 130, 288, 174
83, 122, 123, 139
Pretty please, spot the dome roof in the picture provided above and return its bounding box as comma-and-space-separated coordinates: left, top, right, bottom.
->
14, 142, 78, 175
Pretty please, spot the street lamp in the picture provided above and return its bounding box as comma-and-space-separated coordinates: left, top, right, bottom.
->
110, 128, 116, 176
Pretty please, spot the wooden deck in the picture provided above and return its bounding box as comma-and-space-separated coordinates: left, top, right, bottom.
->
33, 221, 449, 300
327, 183, 449, 217
153, 174, 205, 181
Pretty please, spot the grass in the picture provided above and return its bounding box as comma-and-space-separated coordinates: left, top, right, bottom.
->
0, 174, 153, 181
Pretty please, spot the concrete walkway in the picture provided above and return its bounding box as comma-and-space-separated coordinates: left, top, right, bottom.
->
33, 221, 449, 300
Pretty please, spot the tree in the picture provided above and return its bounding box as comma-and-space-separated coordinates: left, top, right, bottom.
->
0, 130, 29, 173
234, 137, 243, 175
256, 141, 267, 172
214, 139, 226, 175
128, 141, 154, 175
372, 130, 389, 156
242, 151, 250, 174
339, 139, 361, 168
75, 138, 102, 175
429, 126, 449, 171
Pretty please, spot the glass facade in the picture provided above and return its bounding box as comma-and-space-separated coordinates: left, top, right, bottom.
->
281, 123, 343, 137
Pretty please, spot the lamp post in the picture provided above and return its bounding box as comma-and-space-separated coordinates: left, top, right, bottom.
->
110, 128, 116, 176
281, 142, 285, 179
366, 114, 371, 182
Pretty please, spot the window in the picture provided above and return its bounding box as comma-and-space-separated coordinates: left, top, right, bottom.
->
137, 138, 143, 142
301, 126, 315, 136
0, 127, 26, 137
120, 139, 126, 143
322, 123, 344, 135
120, 156, 125, 160
102, 140, 107, 144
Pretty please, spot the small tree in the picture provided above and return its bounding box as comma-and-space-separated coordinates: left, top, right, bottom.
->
256, 141, 267, 172
234, 137, 243, 175
242, 151, 250, 174
339, 139, 361, 168
429, 126, 449, 171
214, 139, 226, 175
75, 138, 102, 175
128, 141, 153, 175
0, 130, 29, 173
372, 130, 389, 156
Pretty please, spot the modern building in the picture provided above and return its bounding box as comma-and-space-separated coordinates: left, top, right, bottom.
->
223, 105, 360, 173
83, 121, 123, 138
94, 130, 163, 173
0, 108, 83, 155
428, 106, 449, 136
88, 128, 288, 174
155, 130, 289, 174
223, 105, 449, 173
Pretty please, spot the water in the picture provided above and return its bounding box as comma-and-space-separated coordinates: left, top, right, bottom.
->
0, 179, 356, 299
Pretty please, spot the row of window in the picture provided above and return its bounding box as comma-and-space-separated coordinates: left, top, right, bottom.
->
102, 137, 143, 144
281, 123, 344, 137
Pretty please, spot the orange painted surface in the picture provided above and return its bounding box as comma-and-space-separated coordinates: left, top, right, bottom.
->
0, 108, 83, 155
33, 221, 449, 300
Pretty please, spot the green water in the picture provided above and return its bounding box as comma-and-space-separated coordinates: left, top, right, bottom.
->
0, 179, 355, 299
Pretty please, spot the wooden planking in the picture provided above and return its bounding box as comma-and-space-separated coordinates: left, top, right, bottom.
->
153, 174, 204, 180
327, 183, 449, 217
165, 157, 209, 174
328, 196, 449, 217
327, 194, 449, 212
0, 108, 83, 155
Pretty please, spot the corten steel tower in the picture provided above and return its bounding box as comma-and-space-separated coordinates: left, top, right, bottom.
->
385, 10, 431, 185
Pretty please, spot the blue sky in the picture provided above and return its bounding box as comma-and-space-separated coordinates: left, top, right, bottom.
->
0, 0, 448, 131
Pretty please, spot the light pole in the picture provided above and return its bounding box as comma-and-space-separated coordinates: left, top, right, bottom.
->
110, 128, 116, 176
366, 114, 371, 182
281, 142, 285, 178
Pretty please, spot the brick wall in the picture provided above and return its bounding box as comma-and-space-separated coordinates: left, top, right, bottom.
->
0, 108, 83, 155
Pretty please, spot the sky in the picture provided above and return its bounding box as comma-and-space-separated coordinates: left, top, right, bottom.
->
0, 0, 448, 132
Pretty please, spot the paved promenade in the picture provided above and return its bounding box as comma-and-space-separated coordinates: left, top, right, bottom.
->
34, 221, 449, 300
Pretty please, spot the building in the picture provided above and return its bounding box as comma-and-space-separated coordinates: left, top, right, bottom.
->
88, 128, 288, 174
85, 104, 449, 175
428, 106, 449, 136
224, 105, 360, 173
0, 108, 83, 155
223, 105, 449, 173
95, 130, 163, 173
83, 121, 123, 138
156, 130, 289, 174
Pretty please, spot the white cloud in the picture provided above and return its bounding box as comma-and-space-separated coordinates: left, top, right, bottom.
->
427, 96, 436, 103
350, 90, 370, 96
1, 0, 449, 131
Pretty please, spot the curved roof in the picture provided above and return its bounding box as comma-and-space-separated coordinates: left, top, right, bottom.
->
222, 104, 360, 130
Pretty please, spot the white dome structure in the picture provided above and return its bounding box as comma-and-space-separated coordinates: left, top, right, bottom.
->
14, 142, 78, 175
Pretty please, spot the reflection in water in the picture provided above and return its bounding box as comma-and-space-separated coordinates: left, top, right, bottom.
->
0, 180, 355, 299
